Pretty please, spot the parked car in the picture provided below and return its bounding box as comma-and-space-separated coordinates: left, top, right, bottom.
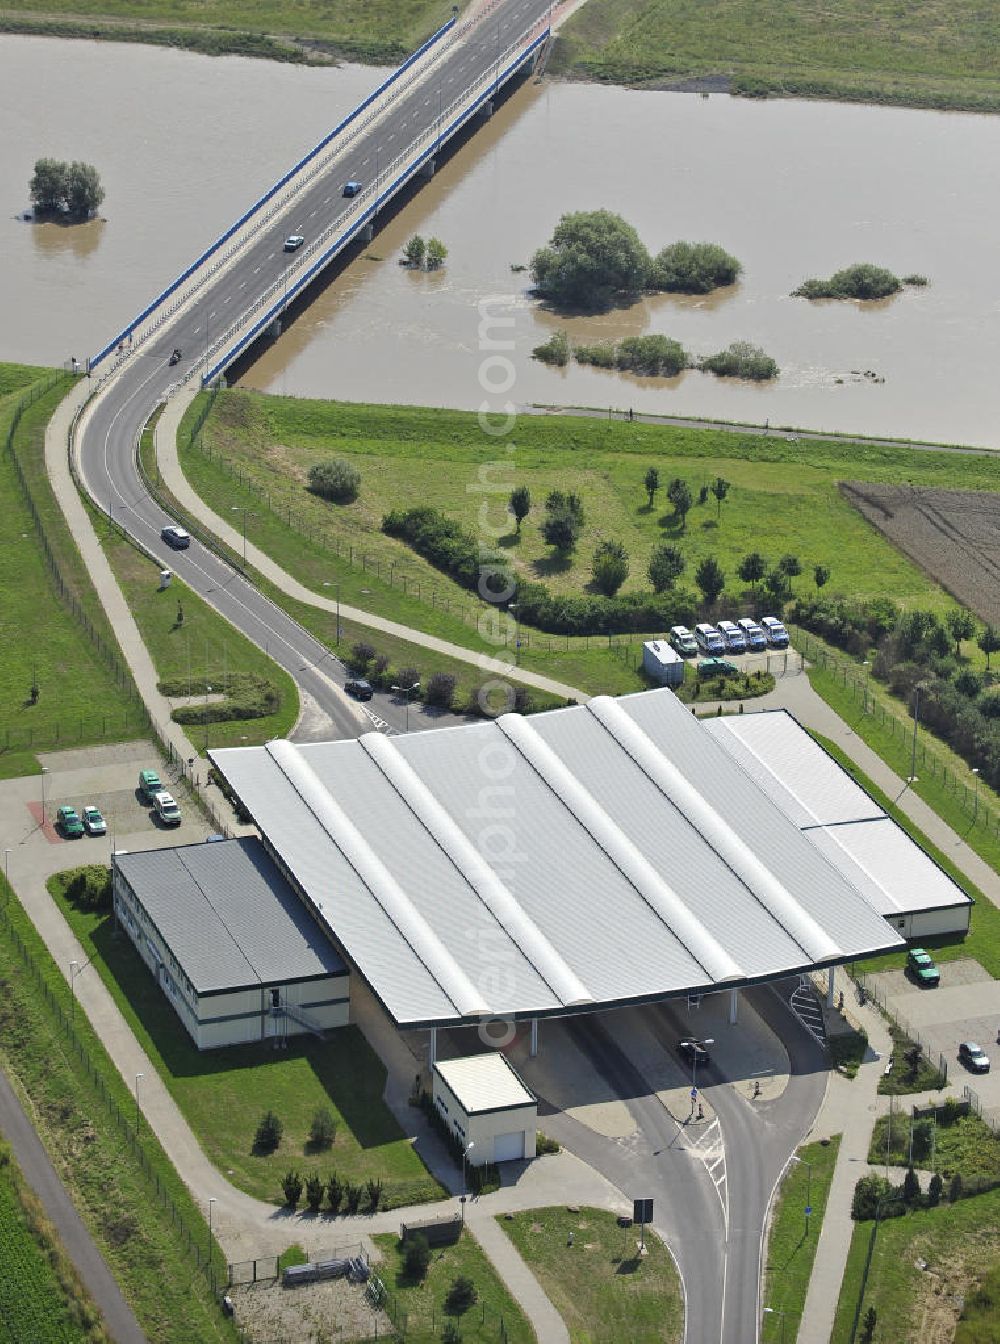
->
716, 620, 748, 654
678, 1039, 711, 1066
760, 615, 790, 648
282, 233, 305, 252
906, 948, 940, 986
152, 791, 182, 826
697, 658, 739, 678
345, 679, 374, 701
82, 805, 107, 836
342, 180, 362, 197
56, 805, 85, 838
138, 769, 162, 802
161, 525, 190, 550
669, 625, 698, 657
736, 617, 768, 651
959, 1041, 990, 1073
694, 623, 726, 655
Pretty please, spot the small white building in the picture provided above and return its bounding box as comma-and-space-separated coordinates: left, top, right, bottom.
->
433, 1054, 537, 1165
113, 837, 349, 1050
642, 640, 685, 687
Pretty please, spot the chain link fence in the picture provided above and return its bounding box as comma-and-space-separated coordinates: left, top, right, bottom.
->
853, 968, 950, 1084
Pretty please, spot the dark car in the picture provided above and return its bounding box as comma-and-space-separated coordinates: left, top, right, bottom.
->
342, 180, 362, 197
959, 1041, 990, 1073
678, 1039, 711, 1066
161, 525, 191, 549
697, 658, 739, 678
345, 679, 374, 701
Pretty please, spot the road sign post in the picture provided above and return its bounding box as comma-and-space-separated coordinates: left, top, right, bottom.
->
633, 1198, 653, 1255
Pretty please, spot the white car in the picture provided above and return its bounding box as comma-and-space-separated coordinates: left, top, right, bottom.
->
152, 790, 181, 826
283, 234, 305, 252
82, 805, 107, 836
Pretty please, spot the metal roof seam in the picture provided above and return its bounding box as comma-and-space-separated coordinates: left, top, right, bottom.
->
358, 732, 594, 1009
173, 847, 264, 984
494, 712, 743, 985
590, 697, 841, 965
266, 739, 489, 1018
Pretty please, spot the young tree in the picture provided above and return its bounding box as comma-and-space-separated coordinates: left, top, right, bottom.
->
695, 556, 725, 607
946, 608, 976, 658
308, 1107, 336, 1149
643, 466, 660, 509
902, 1166, 921, 1205
592, 540, 629, 596
764, 568, 792, 605
426, 237, 448, 269
350, 641, 376, 672
281, 1170, 303, 1207
860, 1306, 878, 1344
710, 476, 730, 519
738, 551, 766, 592
403, 235, 426, 267
542, 490, 584, 554
327, 1171, 344, 1212
647, 543, 685, 592
403, 1233, 431, 1281
65, 161, 105, 217
365, 1177, 384, 1213
927, 1172, 943, 1207
814, 564, 831, 591
445, 1275, 478, 1313
29, 157, 67, 212
254, 1110, 283, 1153
979, 625, 1000, 671
425, 671, 456, 709
305, 1175, 325, 1212
778, 553, 802, 578
666, 478, 693, 530
509, 485, 531, 533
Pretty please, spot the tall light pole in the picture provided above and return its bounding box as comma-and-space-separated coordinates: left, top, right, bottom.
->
204, 683, 212, 755
763, 1306, 787, 1344
134, 1072, 144, 1130
509, 602, 520, 666
41, 765, 49, 822
972, 767, 981, 824
208, 1197, 217, 1291
792, 1153, 813, 1235
684, 1038, 713, 1114
908, 683, 922, 783
69, 960, 80, 1021
391, 682, 419, 732
2, 847, 10, 890
230, 506, 256, 567
322, 582, 342, 645
461, 1140, 475, 1223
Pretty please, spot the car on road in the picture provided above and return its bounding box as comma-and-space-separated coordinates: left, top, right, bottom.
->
959, 1041, 990, 1073
283, 233, 305, 252
697, 658, 739, 678
669, 625, 698, 657
82, 805, 107, 836
694, 622, 726, 655
152, 790, 182, 826
906, 947, 940, 986
736, 617, 768, 651
138, 769, 162, 801
56, 806, 85, 838
760, 615, 790, 648
717, 620, 748, 653
342, 180, 362, 197
345, 678, 374, 701
678, 1039, 711, 1066
161, 525, 190, 550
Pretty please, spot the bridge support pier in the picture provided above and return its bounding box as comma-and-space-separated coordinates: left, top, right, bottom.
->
728, 987, 739, 1024
420, 159, 437, 180
267, 319, 282, 339
481, 99, 495, 120
361, 223, 375, 243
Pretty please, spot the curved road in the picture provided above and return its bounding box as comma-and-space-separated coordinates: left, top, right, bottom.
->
77, 0, 549, 740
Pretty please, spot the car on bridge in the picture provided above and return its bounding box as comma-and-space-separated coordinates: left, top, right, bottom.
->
342, 180, 362, 197
161, 525, 190, 549
283, 234, 305, 252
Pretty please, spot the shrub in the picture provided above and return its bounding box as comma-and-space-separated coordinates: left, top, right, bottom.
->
928, 1172, 943, 1206
365, 1177, 384, 1213
445, 1275, 478, 1314
651, 241, 741, 293
615, 335, 688, 377
282, 1170, 303, 1207
327, 1171, 344, 1213
793, 263, 902, 301
903, 274, 929, 286
395, 666, 420, 692
950, 1172, 964, 1203
536, 1132, 561, 1155
699, 341, 778, 381
308, 458, 361, 504
592, 540, 629, 596
349, 641, 376, 673
532, 331, 570, 366
403, 235, 425, 267
345, 1182, 363, 1214
305, 1175, 325, 1212
902, 1166, 920, 1204
63, 865, 112, 911
425, 671, 457, 709
851, 1173, 902, 1221
171, 673, 279, 725
255, 1110, 283, 1153
443, 1323, 463, 1344
573, 341, 617, 369
403, 1232, 431, 1281
308, 1107, 336, 1150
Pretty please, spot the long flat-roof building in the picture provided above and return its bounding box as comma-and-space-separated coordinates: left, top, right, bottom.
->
113, 837, 349, 1050
211, 689, 906, 1048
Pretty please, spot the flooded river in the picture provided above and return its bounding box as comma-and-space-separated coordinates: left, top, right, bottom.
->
3, 37, 1000, 446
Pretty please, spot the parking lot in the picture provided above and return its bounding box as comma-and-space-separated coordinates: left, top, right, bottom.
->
867, 959, 1000, 1108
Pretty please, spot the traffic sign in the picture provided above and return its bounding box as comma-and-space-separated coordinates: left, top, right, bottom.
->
633, 1198, 653, 1226
805, 1206, 813, 1217
690, 1087, 698, 1100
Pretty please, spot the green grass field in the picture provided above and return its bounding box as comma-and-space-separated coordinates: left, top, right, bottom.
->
501, 1206, 683, 1343
0, 1146, 106, 1344
0, 373, 144, 766
762, 1137, 840, 1343
831, 1187, 1000, 1344
373, 1228, 536, 1344
49, 871, 444, 1208
0, 875, 236, 1344
551, 0, 1000, 112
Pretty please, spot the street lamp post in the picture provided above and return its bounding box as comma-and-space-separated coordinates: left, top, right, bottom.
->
208, 1197, 217, 1291
461, 1141, 475, 1222
509, 602, 520, 666
792, 1153, 814, 1235
230, 506, 256, 567
2, 847, 10, 890
322, 582, 342, 645
391, 682, 419, 732
204, 683, 212, 755
684, 1038, 714, 1114
972, 767, 981, 824
763, 1306, 787, 1344
908, 683, 922, 783
134, 1072, 144, 1130
69, 960, 80, 1021
41, 765, 49, 823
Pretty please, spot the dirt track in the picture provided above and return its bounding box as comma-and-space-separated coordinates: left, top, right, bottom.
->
841, 482, 1000, 624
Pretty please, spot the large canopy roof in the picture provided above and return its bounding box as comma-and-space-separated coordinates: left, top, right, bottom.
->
211, 690, 902, 1028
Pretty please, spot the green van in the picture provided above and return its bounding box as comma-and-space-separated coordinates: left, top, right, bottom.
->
138, 769, 162, 802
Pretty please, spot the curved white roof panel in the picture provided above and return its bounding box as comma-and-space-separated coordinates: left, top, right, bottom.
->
211, 689, 903, 1029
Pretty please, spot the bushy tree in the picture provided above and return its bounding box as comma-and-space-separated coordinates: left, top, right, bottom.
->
404, 235, 426, 267
426, 237, 448, 269
542, 490, 584, 554
306, 1175, 325, 1212
614, 335, 687, 376
255, 1110, 283, 1153
648, 543, 685, 592
509, 485, 531, 532
778, 554, 802, 578
403, 1233, 431, 1281
814, 564, 831, 590
643, 466, 660, 508
794, 263, 902, 300
308, 1107, 336, 1150
710, 476, 730, 519
978, 625, 1000, 670
425, 671, 456, 709
947, 609, 976, 658
65, 161, 105, 217
30, 158, 103, 216
738, 552, 766, 592
764, 568, 792, 605
308, 458, 361, 503
651, 241, 741, 293
445, 1275, 478, 1314
395, 666, 420, 691
30, 158, 67, 212
955, 669, 981, 698
281, 1170, 303, 1206
700, 341, 778, 381
349, 641, 375, 672
695, 556, 725, 607
532, 330, 570, 366
902, 1166, 921, 1204
927, 1172, 943, 1206
666, 478, 693, 529
592, 540, 629, 596
531, 210, 650, 308
327, 1171, 344, 1212
851, 1173, 897, 1221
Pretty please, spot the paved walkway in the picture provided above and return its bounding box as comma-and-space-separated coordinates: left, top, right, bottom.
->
469, 1215, 570, 1344
155, 387, 589, 704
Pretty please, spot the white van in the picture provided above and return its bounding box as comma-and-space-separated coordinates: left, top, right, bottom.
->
736, 617, 768, 651
717, 620, 748, 653
694, 623, 725, 655
761, 616, 790, 648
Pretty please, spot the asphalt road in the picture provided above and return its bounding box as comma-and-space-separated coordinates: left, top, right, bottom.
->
0, 1067, 146, 1344
77, 0, 548, 741
535, 986, 828, 1344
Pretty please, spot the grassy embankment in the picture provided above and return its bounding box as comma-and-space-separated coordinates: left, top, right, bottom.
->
0, 370, 145, 777
551, 0, 1000, 113
501, 1206, 683, 1342
0, 1142, 108, 1344
762, 1138, 840, 1343
372, 1229, 536, 1344
174, 391, 999, 699
0, 873, 236, 1343
48, 870, 445, 1209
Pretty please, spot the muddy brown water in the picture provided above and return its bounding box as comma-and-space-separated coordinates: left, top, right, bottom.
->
3, 37, 1000, 447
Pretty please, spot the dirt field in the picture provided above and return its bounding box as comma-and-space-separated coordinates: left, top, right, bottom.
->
841, 482, 1000, 624
230, 1276, 392, 1343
